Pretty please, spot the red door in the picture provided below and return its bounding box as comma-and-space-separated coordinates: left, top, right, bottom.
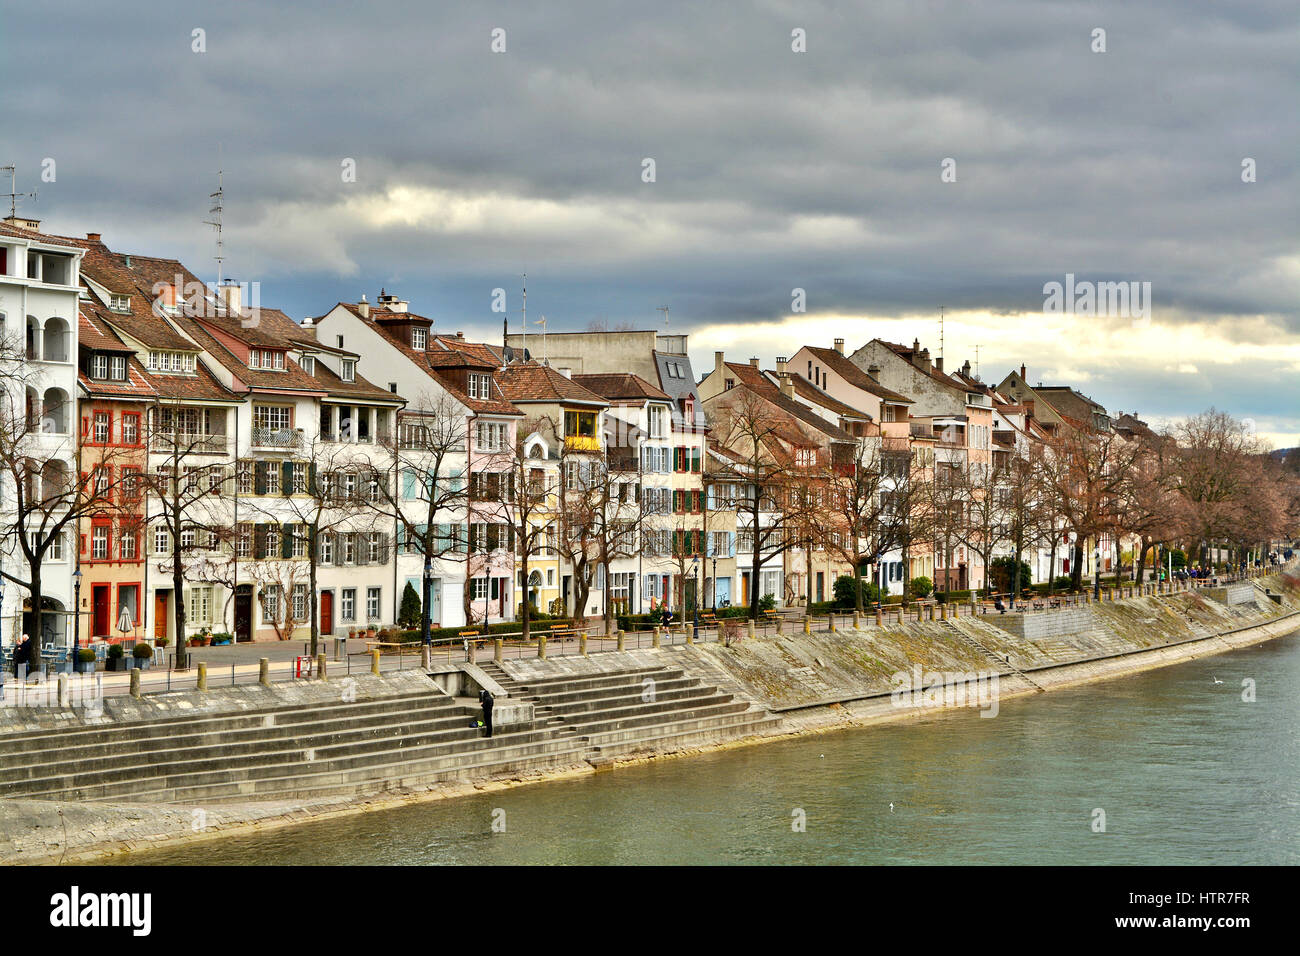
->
92, 585, 111, 637
154, 591, 169, 640
320, 591, 334, 636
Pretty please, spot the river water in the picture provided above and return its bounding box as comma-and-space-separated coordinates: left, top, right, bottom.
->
112, 631, 1299, 865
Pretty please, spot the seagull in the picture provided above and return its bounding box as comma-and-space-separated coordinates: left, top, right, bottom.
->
1212, 676, 1223, 684
889, 802, 895, 812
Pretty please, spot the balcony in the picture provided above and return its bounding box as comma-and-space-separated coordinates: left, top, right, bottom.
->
151, 432, 228, 454
251, 427, 303, 451
564, 435, 600, 452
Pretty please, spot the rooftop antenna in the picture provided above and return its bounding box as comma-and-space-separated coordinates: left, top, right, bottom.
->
521, 273, 526, 363
203, 168, 225, 289
657, 305, 670, 329
535, 315, 548, 365
975, 343, 981, 380
1, 165, 37, 220
938, 306, 946, 364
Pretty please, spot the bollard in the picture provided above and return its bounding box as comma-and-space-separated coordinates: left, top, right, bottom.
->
686, 626, 694, 645
853, 611, 861, 629
775, 615, 784, 636
940, 604, 948, 621
748, 620, 756, 640
617, 630, 625, 652
260, 657, 271, 685
316, 654, 327, 680
580, 632, 588, 656
197, 661, 208, 691
334, 638, 342, 662
494, 639, 503, 663
803, 616, 811, 635
828, 614, 836, 633
875, 607, 883, 627
129, 668, 141, 699
421, 645, 432, 669
57, 674, 70, 708
370, 650, 380, 675
652, 627, 661, 648
537, 634, 547, 659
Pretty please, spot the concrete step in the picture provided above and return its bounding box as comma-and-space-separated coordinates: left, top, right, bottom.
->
536, 684, 726, 716
511, 667, 680, 695
522, 676, 702, 707
579, 707, 771, 747
0, 698, 471, 773
566, 699, 753, 737
587, 713, 783, 759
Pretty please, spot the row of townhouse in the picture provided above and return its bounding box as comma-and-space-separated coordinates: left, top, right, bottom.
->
0, 215, 1152, 655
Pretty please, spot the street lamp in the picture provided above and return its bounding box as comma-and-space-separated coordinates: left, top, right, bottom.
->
421, 554, 433, 646
690, 556, 700, 640
1093, 547, 1101, 600
71, 568, 83, 674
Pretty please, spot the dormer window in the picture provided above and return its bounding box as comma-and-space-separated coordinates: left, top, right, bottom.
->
467, 373, 492, 399
91, 354, 109, 379
412, 327, 427, 350
301, 356, 315, 375
110, 294, 131, 313
251, 349, 286, 370
341, 359, 356, 383
148, 351, 196, 373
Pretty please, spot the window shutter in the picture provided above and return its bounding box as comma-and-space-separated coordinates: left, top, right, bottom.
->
308, 463, 318, 496
254, 462, 267, 495
282, 461, 293, 496
254, 523, 267, 559
281, 525, 293, 559
402, 469, 415, 499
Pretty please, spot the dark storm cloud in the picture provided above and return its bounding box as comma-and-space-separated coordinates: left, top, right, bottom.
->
2, 0, 1296, 435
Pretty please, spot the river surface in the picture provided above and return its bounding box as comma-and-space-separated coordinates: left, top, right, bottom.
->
111, 631, 1300, 865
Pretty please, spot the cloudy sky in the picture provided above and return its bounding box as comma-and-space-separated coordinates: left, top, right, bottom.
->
5, 1, 1297, 444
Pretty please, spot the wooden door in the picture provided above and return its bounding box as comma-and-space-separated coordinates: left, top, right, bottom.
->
92, 585, 111, 637
153, 591, 168, 640
320, 590, 334, 636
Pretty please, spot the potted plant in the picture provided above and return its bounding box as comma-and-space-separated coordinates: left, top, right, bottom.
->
105, 642, 126, 671
365, 624, 378, 639
75, 648, 97, 673
210, 632, 233, 646
131, 642, 154, 669
155, 635, 170, 648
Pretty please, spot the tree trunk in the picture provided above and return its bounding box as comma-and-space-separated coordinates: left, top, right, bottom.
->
309, 547, 319, 659
520, 546, 531, 641
27, 571, 44, 671
173, 547, 188, 669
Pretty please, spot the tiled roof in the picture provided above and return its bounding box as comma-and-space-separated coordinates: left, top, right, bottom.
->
499, 363, 610, 406
147, 359, 241, 403
571, 372, 671, 403
802, 346, 914, 404
717, 362, 855, 444
0, 221, 81, 248
311, 360, 404, 404
771, 369, 869, 420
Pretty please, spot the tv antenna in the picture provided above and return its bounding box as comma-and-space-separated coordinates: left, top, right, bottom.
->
535, 315, 548, 365
975, 343, 981, 380
657, 305, 670, 329
1, 165, 37, 220
520, 273, 527, 362
203, 169, 225, 289
938, 306, 946, 363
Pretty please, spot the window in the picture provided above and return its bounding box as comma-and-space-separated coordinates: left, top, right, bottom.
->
237, 523, 252, 557
91, 525, 110, 559
467, 373, 492, 399
92, 411, 111, 443
122, 466, 141, 500
188, 586, 213, 625
292, 462, 307, 494
119, 527, 137, 559
301, 355, 315, 375
366, 587, 381, 622
340, 588, 356, 622
319, 532, 333, 564
110, 294, 131, 313
236, 462, 253, 494
154, 527, 171, 554
110, 356, 127, 380
340, 359, 356, 383
292, 525, 308, 558
253, 405, 292, 430
411, 327, 427, 350
341, 533, 355, 564
265, 464, 281, 495
648, 404, 667, 439
471, 578, 489, 601
121, 413, 139, 445
265, 527, 280, 557
292, 584, 308, 623
475, 421, 506, 452
367, 533, 381, 563
272, 351, 284, 370
180, 528, 196, 550
93, 465, 111, 498
564, 410, 597, 438
91, 355, 109, 379
263, 585, 280, 624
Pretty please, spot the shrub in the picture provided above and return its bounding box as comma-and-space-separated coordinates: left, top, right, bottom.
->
399, 582, 422, 628
106, 643, 124, 659
832, 575, 881, 608
990, 557, 1032, 593
78, 648, 96, 663
132, 642, 153, 659
908, 576, 933, 599
759, 593, 776, 612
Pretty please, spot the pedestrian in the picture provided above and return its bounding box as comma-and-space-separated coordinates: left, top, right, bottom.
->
660, 606, 672, 628
993, 595, 1006, 614
478, 687, 494, 738
11, 633, 32, 677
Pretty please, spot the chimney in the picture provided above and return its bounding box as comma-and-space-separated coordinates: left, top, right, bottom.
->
776, 356, 788, 375
749, 357, 760, 367
217, 280, 242, 315
916, 348, 930, 371
302, 315, 314, 328
780, 373, 795, 399
833, 337, 845, 355
935, 356, 944, 373
867, 363, 881, 381
1024, 399, 1034, 420
962, 359, 972, 377
912, 338, 920, 353
357, 294, 370, 319
1020, 364, 1027, 381
86, 232, 101, 242
714, 350, 725, 378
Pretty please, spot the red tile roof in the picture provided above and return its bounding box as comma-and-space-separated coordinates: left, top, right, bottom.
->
499, 363, 610, 406
571, 372, 671, 403
802, 346, 914, 404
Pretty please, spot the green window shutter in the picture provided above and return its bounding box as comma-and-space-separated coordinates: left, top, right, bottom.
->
254, 462, 267, 495
281, 525, 293, 559
308, 463, 318, 496
253, 523, 267, 559
282, 461, 293, 496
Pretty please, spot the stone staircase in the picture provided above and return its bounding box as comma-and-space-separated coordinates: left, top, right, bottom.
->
0, 683, 591, 805
482, 661, 781, 762
941, 620, 1045, 692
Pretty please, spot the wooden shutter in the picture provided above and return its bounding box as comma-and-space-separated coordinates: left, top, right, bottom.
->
254, 462, 267, 495
281, 461, 293, 496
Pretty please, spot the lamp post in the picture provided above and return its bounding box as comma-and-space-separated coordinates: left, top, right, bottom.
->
1093, 547, 1101, 600
690, 557, 700, 640
421, 554, 433, 646
71, 568, 82, 674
